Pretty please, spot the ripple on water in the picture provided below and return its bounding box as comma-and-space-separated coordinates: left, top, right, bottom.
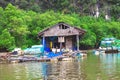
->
1, 53, 120, 80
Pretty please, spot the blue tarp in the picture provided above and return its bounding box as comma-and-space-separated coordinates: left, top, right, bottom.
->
45, 52, 62, 58
44, 47, 51, 52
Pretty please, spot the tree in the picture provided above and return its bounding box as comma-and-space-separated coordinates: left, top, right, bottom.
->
4, 4, 30, 47
0, 29, 15, 51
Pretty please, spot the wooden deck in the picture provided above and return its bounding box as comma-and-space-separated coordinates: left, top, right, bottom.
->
5, 50, 87, 63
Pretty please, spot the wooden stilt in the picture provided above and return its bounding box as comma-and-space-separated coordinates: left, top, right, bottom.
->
58, 36, 64, 52
60, 42, 62, 51
43, 36, 45, 56
76, 35, 79, 51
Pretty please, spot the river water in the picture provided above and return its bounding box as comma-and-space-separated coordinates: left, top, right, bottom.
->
1, 52, 120, 80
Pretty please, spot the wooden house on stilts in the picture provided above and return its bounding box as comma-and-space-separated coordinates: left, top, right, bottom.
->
38, 22, 86, 54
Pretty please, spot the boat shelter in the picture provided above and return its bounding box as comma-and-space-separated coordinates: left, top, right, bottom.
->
38, 22, 86, 53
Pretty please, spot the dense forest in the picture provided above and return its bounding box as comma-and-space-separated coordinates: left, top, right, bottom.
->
0, 0, 120, 51
0, 0, 120, 19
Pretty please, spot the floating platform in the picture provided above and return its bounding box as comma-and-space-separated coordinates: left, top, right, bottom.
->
8, 55, 82, 63
8, 56, 71, 63
105, 49, 118, 53
7, 51, 87, 63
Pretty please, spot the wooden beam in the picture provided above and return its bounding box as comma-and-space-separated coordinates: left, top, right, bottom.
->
42, 36, 45, 56
76, 35, 79, 51
60, 42, 62, 52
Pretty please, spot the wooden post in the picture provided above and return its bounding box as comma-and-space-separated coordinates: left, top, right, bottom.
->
76, 35, 79, 51
58, 36, 64, 52
60, 42, 62, 52
42, 36, 45, 56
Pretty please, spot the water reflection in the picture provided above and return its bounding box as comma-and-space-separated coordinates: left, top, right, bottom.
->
99, 53, 120, 79
1, 52, 120, 80
0, 63, 43, 80
43, 61, 81, 80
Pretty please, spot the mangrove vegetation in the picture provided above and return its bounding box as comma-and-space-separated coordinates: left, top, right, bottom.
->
0, 1, 120, 51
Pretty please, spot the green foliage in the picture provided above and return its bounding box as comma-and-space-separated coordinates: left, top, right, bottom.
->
107, 22, 120, 38
0, 4, 120, 51
0, 0, 119, 19
0, 29, 15, 51
80, 31, 96, 48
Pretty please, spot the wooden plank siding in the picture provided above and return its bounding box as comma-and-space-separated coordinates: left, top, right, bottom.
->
38, 22, 86, 37
38, 22, 86, 51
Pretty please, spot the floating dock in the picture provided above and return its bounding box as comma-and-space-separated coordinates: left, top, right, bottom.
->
7, 51, 87, 63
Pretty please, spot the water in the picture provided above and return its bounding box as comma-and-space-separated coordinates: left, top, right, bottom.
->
1, 53, 120, 80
